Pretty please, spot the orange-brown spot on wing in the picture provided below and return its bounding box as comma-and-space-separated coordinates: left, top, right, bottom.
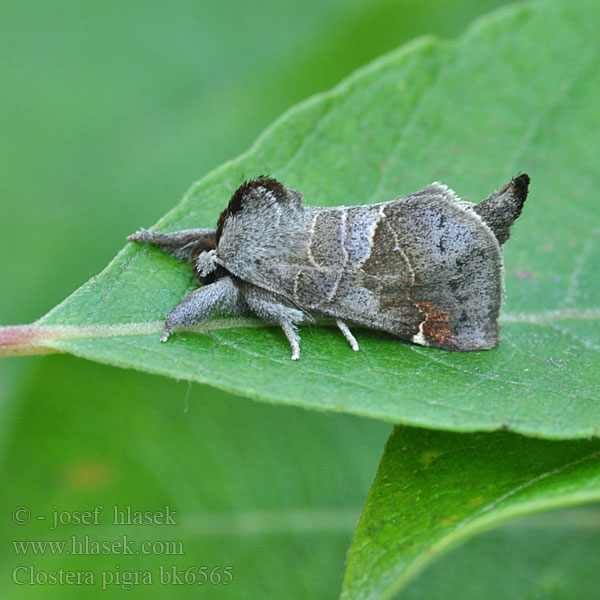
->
415, 301, 454, 346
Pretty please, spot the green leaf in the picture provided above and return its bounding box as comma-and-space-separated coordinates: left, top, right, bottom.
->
341, 426, 600, 600
400, 506, 600, 599
2, 0, 598, 438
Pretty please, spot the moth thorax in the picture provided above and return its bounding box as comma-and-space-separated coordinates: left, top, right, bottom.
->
196, 249, 217, 277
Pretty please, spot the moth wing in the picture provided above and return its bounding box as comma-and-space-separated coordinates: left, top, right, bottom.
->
324, 183, 504, 351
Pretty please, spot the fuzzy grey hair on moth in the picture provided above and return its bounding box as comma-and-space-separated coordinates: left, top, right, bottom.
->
128, 174, 529, 360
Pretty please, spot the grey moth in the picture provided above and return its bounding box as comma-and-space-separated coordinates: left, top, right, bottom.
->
128, 174, 529, 359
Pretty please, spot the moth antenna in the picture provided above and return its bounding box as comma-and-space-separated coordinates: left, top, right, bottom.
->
127, 228, 216, 262
473, 174, 530, 245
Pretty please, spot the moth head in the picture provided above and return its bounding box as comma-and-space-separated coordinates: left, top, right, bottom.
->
195, 249, 218, 278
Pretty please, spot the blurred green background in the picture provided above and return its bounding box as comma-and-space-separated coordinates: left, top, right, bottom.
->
6, 1, 592, 598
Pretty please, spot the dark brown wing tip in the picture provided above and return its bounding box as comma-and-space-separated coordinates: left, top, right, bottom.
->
474, 173, 531, 245
507, 173, 530, 218
512, 172, 530, 195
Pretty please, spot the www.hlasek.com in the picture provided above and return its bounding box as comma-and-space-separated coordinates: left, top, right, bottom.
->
13, 535, 183, 556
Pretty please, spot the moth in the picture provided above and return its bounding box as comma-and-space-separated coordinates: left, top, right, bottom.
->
128, 174, 529, 359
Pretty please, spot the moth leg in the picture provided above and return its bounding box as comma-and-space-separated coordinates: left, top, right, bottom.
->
279, 321, 301, 361
241, 284, 307, 360
160, 276, 244, 342
336, 319, 359, 352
